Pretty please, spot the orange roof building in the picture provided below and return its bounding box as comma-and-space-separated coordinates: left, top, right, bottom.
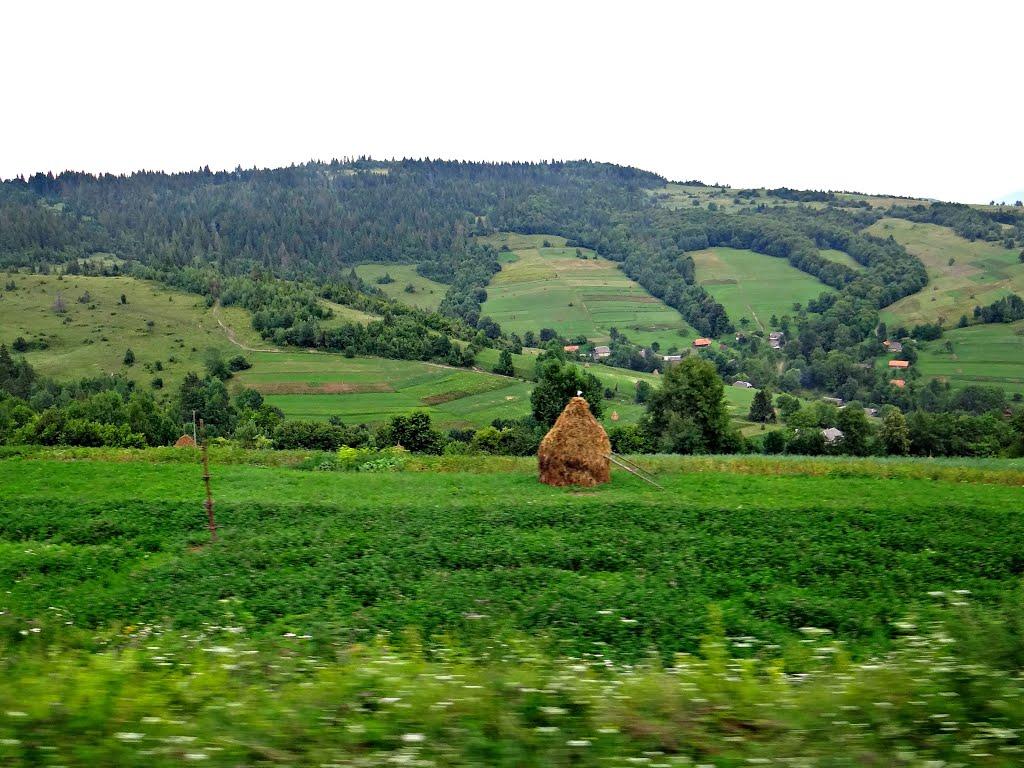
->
693, 337, 712, 348
891, 379, 906, 388
888, 359, 910, 368
563, 344, 580, 353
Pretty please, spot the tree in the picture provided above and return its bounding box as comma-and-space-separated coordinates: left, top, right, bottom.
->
493, 349, 515, 377
878, 408, 910, 455
377, 411, 443, 453
123, 348, 135, 366
748, 389, 776, 423
53, 292, 66, 314
120, 293, 127, 304
530, 360, 603, 426
640, 356, 738, 453
775, 393, 801, 422
836, 405, 871, 456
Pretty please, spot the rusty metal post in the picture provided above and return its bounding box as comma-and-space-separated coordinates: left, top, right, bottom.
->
199, 418, 217, 542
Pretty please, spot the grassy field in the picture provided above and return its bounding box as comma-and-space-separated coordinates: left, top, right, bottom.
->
0, 273, 261, 392
318, 298, 379, 327
819, 247, 863, 270
480, 233, 695, 349
690, 247, 832, 331
233, 349, 777, 432
3, 454, 1023, 656
917, 319, 1024, 395
233, 352, 528, 429
4, 451, 1023, 765
866, 218, 1024, 327
353, 263, 447, 311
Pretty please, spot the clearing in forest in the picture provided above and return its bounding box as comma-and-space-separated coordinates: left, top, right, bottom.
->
866, 218, 1024, 327
690, 247, 833, 332
354, 264, 446, 311
480, 233, 695, 350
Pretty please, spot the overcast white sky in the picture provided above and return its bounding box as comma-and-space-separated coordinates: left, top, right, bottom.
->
4, 1, 1022, 202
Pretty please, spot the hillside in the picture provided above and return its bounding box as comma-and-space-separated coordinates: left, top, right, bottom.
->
0, 273, 259, 391
480, 233, 695, 348
868, 218, 1024, 327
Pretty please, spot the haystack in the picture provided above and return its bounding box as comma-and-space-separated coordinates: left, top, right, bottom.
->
538, 396, 611, 487
174, 434, 197, 447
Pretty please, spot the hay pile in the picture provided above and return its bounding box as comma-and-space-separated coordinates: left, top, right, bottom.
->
538, 396, 611, 487
174, 434, 197, 447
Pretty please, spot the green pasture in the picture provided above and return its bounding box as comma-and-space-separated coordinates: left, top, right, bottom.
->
819, 247, 863, 270
691, 247, 832, 332
0, 273, 260, 392
917, 319, 1024, 395
866, 218, 1024, 327
318, 298, 379, 327
480, 233, 695, 348
3, 454, 1023, 659
354, 263, 446, 310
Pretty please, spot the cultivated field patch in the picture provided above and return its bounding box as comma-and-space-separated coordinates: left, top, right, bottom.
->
917, 319, 1024, 395
480, 233, 695, 348
690, 247, 833, 331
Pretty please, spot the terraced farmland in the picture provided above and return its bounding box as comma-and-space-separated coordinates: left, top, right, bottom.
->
690, 247, 833, 332
866, 218, 1024, 327
480, 233, 695, 349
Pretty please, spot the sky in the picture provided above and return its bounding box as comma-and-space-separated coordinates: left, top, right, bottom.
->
4, 1, 1022, 203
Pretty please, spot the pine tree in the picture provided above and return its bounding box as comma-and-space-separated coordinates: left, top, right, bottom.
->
494, 349, 515, 377
748, 388, 776, 423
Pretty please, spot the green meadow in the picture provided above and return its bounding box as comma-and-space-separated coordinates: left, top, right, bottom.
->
819, 247, 863, 270
690, 247, 833, 332
480, 233, 695, 348
866, 218, 1024, 327
0, 273, 259, 392
917, 319, 1024, 395
353, 263, 447, 310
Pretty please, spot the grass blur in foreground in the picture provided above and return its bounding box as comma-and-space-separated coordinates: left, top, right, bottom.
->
2, 604, 1023, 766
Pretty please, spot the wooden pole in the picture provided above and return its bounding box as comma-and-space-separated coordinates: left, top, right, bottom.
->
199, 418, 217, 542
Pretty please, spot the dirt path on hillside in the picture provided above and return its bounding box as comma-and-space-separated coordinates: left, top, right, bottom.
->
211, 302, 281, 353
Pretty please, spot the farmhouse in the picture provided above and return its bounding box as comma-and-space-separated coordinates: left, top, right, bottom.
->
883, 339, 904, 353
661, 354, 683, 363
692, 337, 712, 348
768, 331, 785, 349
733, 380, 754, 388
822, 427, 844, 445
888, 359, 910, 369
592, 345, 611, 360
563, 344, 580, 353
864, 407, 879, 417
891, 378, 906, 388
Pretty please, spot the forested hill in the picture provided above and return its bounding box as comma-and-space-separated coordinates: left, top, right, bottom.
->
3, 158, 1022, 407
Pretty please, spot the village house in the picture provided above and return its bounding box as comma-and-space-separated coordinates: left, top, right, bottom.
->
822, 427, 844, 445
591, 345, 611, 360
768, 331, 785, 349
733, 380, 754, 388
883, 339, 904, 353
563, 344, 580, 353
692, 337, 712, 348
864, 407, 879, 418
888, 359, 910, 369
660, 353, 683, 363
891, 378, 906, 388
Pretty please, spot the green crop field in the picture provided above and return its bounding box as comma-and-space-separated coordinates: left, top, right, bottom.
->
866, 218, 1024, 327
0, 273, 261, 392
4, 453, 1023, 657
4, 451, 1024, 765
917, 319, 1024, 395
690, 247, 833, 332
354, 263, 447, 310
480, 233, 695, 349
